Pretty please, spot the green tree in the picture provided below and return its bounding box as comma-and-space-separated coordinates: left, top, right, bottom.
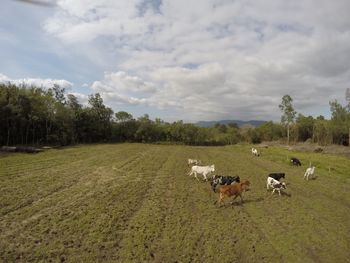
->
52, 84, 66, 104
346, 88, 350, 145
67, 94, 81, 111
227, 122, 239, 129
279, 95, 297, 145
296, 114, 314, 142
329, 100, 350, 145
88, 93, 113, 141
115, 111, 133, 123
313, 119, 332, 145
255, 121, 283, 141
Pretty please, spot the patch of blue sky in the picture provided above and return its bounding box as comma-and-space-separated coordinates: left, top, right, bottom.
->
0, 32, 102, 87
276, 23, 313, 35
206, 23, 234, 38
182, 63, 199, 69
228, 17, 268, 43
137, 0, 163, 16
0, 1, 109, 88
253, 24, 266, 42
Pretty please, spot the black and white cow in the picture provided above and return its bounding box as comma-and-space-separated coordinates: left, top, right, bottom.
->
210, 175, 240, 192
290, 157, 302, 166
267, 177, 287, 196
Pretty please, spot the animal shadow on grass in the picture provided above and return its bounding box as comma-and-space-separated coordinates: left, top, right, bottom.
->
230, 197, 264, 206
282, 191, 292, 197
304, 176, 318, 181
310, 176, 318, 181
268, 191, 292, 198
216, 197, 264, 208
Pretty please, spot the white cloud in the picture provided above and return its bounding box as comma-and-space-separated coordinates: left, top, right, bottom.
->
42, 0, 350, 121
0, 73, 73, 90
90, 71, 155, 106
92, 71, 156, 94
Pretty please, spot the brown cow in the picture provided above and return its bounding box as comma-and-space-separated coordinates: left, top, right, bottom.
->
217, 180, 250, 206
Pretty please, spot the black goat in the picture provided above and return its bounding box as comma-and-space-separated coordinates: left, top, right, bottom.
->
290, 157, 301, 166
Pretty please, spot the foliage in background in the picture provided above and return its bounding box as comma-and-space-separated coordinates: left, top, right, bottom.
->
1, 83, 350, 146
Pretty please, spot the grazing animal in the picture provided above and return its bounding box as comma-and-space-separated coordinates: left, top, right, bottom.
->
267, 177, 287, 196
304, 166, 316, 180
188, 158, 201, 166
268, 173, 285, 181
189, 165, 215, 181
217, 180, 250, 206
251, 148, 260, 156
291, 157, 301, 166
211, 175, 240, 192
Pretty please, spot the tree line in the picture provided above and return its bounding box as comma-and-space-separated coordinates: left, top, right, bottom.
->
1, 83, 349, 146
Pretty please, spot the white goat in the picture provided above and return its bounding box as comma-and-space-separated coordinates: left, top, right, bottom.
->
188, 159, 201, 166
267, 177, 286, 196
251, 148, 260, 156
304, 166, 315, 180
189, 165, 215, 181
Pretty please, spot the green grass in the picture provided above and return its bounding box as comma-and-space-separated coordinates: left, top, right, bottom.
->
0, 143, 349, 262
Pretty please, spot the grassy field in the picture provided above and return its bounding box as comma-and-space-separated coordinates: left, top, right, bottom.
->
0, 143, 349, 262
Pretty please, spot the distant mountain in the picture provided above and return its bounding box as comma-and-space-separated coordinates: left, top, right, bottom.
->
195, 120, 267, 128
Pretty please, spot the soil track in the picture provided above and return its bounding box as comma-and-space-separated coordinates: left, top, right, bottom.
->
0, 144, 349, 262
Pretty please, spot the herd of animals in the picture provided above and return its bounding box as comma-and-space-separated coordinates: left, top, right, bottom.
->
187, 147, 317, 207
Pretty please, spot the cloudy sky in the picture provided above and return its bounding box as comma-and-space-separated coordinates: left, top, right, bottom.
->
1, 0, 349, 122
